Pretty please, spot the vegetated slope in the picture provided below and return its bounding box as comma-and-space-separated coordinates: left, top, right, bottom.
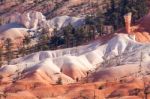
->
1, 33, 150, 99
0, 14, 84, 41
1, 7, 150, 84
1, 33, 150, 83
1, 13, 150, 99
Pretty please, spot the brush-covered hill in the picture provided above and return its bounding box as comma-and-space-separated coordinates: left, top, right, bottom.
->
0, 0, 150, 99
1, 32, 150, 99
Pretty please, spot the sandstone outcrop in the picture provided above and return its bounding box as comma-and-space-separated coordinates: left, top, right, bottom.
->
10, 11, 51, 31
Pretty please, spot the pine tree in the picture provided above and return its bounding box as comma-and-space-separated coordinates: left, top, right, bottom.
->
0, 17, 3, 26
63, 23, 74, 47
5, 38, 13, 65
96, 11, 105, 35
56, 77, 62, 85
0, 17, 4, 26
23, 35, 31, 48
18, 47, 26, 57
136, 0, 148, 18
0, 47, 3, 67
111, 0, 115, 12
75, 27, 84, 45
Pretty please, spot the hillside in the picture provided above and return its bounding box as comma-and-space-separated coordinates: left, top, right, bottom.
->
1, 32, 150, 98
0, 0, 150, 99
0, 0, 109, 23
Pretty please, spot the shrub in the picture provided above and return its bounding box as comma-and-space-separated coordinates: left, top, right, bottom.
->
129, 88, 141, 96
56, 77, 62, 85
98, 84, 105, 90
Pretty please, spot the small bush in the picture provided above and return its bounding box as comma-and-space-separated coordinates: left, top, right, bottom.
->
56, 77, 62, 85
98, 84, 105, 90
129, 88, 141, 96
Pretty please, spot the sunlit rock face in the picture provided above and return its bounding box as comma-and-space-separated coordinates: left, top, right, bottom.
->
9, 11, 84, 37
10, 11, 50, 30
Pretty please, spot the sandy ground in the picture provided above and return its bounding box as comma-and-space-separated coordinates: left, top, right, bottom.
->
1, 76, 150, 99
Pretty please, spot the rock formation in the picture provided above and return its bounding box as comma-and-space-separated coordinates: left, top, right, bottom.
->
10, 11, 51, 31
124, 12, 132, 34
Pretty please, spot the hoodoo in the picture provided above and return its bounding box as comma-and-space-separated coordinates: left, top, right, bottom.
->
124, 12, 136, 41
124, 12, 132, 34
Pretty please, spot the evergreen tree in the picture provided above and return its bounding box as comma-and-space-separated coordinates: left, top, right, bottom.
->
18, 47, 26, 57
112, 12, 119, 30
63, 23, 74, 47
136, 0, 148, 18
23, 35, 31, 48
56, 77, 62, 85
38, 33, 49, 51
50, 35, 61, 49
104, 0, 148, 31
96, 11, 105, 35
5, 38, 13, 65
120, 0, 129, 15
111, 0, 115, 12
0, 18, 3, 26
39, 34, 49, 43
0, 47, 3, 67
74, 26, 85, 45
85, 15, 94, 25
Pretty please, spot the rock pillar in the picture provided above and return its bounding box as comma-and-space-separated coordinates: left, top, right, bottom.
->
124, 12, 132, 34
